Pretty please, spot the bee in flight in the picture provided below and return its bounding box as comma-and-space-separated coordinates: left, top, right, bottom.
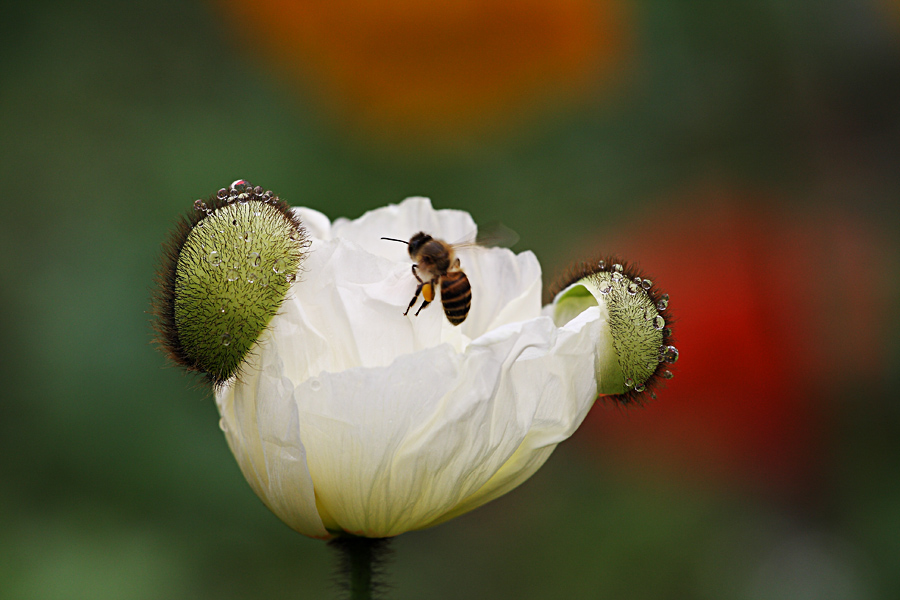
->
381, 232, 473, 325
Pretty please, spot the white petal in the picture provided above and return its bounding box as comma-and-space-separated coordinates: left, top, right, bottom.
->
215, 332, 329, 539
290, 310, 602, 537
331, 197, 478, 260
420, 307, 603, 528
273, 237, 446, 380
457, 248, 542, 340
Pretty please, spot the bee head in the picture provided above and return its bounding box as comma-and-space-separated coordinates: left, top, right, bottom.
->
407, 232, 432, 258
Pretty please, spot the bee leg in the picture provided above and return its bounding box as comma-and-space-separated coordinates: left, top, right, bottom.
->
403, 265, 425, 316
414, 281, 434, 316
404, 282, 423, 316
413, 298, 432, 316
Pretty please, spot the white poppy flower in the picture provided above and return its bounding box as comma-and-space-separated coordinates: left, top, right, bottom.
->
214, 197, 608, 539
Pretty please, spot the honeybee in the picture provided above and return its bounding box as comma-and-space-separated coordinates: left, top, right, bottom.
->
382, 232, 472, 325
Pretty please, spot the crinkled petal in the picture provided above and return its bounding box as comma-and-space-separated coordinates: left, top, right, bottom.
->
285, 311, 601, 537
420, 307, 603, 528
331, 197, 477, 260
216, 333, 329, 539
274, 237, 542, 378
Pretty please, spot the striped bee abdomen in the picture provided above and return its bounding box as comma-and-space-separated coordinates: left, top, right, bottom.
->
439, 271, 471, 325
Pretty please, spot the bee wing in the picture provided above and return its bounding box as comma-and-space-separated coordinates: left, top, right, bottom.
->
450, 221, 519, 250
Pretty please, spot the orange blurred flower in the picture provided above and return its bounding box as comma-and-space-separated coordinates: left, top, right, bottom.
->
576, 191, 892, 499
214, 0, 628, 144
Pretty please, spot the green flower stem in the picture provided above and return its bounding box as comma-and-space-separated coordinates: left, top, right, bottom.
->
329, 535, 391, 600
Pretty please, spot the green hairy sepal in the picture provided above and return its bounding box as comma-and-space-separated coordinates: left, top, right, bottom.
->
152, 181, 308, 386
552, 258, 677, 404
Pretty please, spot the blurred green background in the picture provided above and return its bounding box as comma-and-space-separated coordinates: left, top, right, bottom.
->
2, 0, 899, 598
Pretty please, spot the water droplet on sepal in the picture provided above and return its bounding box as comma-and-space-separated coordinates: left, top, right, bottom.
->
663, 346, 679, 363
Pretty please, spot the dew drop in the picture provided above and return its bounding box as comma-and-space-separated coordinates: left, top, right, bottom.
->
653, 315, 665, 330
243, 231, 253, 243
650, 392, 657, 400
273, 258, 286, 273
634, 383, 646, 392
286, 273, 297, 283
193, 199, 206, 211
598, 260, 606, 270
220, 332, 232, 346
642, 279, 652, 290
624, 377, 634, 388
258, 275, 269, 288
310, 378, 322, 392
230, 179, 248, 190
218, 418, 228, 432
657, 298, 669, 311
663, 370, 674, 379
663, 346, 679, 363
219, 306, 226, 314
207, 250, 221, 266
612, 271, 623, 282
253, 186, 263, 195
247, 271, 258, 284
248, 251, 261, 267
664, 327, 672, 337
599, 282, 612, 294
613, 263, 623, 273
627, 282, 639, 295
226, 268, 239, 282
217, 188, 228, 199
634, 277, 642, 284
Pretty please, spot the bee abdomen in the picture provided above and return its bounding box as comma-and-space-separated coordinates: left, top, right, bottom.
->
440, 271, 471, 326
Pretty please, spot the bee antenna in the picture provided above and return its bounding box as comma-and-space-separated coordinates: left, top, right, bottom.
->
381, 237, 409, 244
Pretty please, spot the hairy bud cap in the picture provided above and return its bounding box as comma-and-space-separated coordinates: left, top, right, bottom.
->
152, 181, 308, 386
551, 258, 677, 404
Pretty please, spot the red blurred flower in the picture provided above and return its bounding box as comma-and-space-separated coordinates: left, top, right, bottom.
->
214, 0, 628, 144
577, 192, 891, 498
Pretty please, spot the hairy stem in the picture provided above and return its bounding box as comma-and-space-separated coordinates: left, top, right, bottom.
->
328, 535, 392, 600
